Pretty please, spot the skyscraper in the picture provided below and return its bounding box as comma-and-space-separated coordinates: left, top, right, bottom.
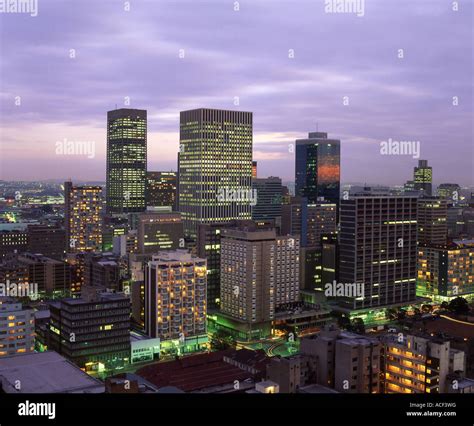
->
251, 176, 283, 221
417, 197, 447, 247
414, 159, 432, 196
339, 195, 418, 311
64, 181, 103, 253
106, 108, 147, 214
178, 108, 253, 239
146, 171, 177, 210
295, 131, 340, 207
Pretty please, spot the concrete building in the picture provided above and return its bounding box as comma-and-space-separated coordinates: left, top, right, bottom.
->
144, 251, 207, 354
64, 181, 103, 253
266, 356, 301, 393
300, 328, 381, 393
417, 240, 474, 301
417, 197, 447, 247
220, 225, 300, 325
0, 298, 35, 357
381, 333, 465, 393
47, 287, 131, 369
339, 195, 418, 311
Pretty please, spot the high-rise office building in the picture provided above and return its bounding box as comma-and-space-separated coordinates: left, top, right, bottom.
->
178, 108, 253, 239
106, 108, 147, 214
0, 298, 35, 357
252, 161, 258, 178
281, 197, 337, 290
220, 226, 300, 325
197, 222, 226, 311
137, 212, 184, 254
295, 131, 340, 207
339, 196, 418, 310
64, 181, 103, 253
146, 171, 177, 210
417, 198, 447, 247
48, 287, 131, 369
144, 251, 207, 351
417, 240, 474, 302
251, 177, 283, 221
414, 159, 432, 196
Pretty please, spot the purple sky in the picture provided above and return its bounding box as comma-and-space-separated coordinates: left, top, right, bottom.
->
0, 0, 472, 186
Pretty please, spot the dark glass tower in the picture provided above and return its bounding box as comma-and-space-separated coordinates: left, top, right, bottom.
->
295, 131, 340, 208
106, 108, 147, 214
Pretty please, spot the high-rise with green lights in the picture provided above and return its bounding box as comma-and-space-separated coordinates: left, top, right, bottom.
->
178, 108, 253, 239
414, 159, 432, 196
106, 108, 147, 214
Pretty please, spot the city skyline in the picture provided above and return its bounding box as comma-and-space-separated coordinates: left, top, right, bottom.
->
0, 0, 472, 185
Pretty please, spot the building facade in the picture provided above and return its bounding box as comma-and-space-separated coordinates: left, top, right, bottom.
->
339, 196, 418, 310
178, 108, 253, 239
106, 108, 147, 214
64, 181, 103, 253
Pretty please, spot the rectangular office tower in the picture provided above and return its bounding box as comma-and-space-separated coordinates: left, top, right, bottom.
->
339, 196, 418, 310
417, 197, 447, 247
178, 108, 253, 239
144, 251, 207, 352
295, 131, 340, 207
64, 181, 103, 253
106, 108, 147, 214
47, 288, 131, 369
220, 226, 300, 325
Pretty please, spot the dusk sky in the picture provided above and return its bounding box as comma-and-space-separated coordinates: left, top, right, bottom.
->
0, 0, 472, 185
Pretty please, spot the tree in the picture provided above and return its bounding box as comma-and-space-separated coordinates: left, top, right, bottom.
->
210, 329, 236, 351
448, 297, 469, 315
351, 318, 365, 335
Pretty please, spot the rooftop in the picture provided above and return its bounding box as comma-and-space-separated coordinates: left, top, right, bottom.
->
0, 351, 104, 393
